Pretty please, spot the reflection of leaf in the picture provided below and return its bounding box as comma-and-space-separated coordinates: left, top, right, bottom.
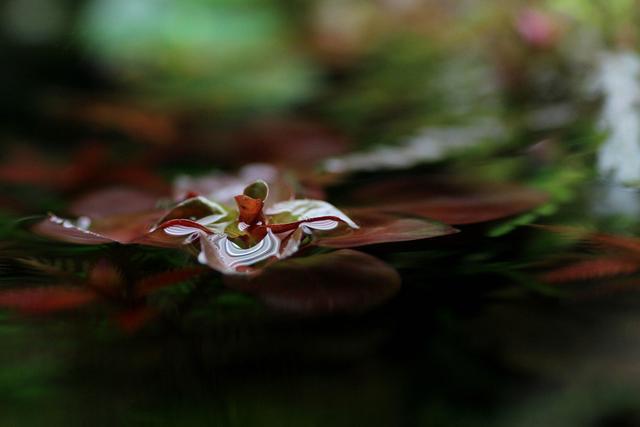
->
533, 225, 640, 254
0, 257, 208, 332
315, 209, 457, 248
224, 250, 400, 315
541, 258, 640, 284
536, 225, 640, 293
115, 307, 157, 334
134, 266, 209, 297
0, 287, 97, 314
87, 258, 125, 294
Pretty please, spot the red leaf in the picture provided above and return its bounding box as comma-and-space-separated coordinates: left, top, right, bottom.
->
314, 209, 458, 248
32, 216, 116, 245
69, 187, 161, 218
90, 211, 168, 243
224, 249, 401, 315
346, 176, 547, 225
234, 195, 264, 225
0, 287, 97, 314
32, 210, 166, 245
541, 258, 640, 283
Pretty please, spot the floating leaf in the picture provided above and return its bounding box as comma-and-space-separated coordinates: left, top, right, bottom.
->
32, 210, 165, 245
315, 209, 458, 248
345, 176, 548, 225
224, 249, 401, 315
32, 216, 116, 245
69, 187, 161, 218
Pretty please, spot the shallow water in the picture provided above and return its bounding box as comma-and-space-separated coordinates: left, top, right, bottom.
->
1, 182, 640, 427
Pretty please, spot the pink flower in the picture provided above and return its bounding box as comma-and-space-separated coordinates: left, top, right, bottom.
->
516, 8, 561, 49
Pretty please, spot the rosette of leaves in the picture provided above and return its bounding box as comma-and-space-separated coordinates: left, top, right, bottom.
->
0, 165, 546, 318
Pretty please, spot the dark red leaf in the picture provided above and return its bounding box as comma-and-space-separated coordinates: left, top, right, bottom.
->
224, 249, 401, 315
235, 195, 264, 225
33, 210, 166, 245
69, 187, 161, 218
345, 176, 548, 225
32, 216, 117, 245
314, 209, 458, 248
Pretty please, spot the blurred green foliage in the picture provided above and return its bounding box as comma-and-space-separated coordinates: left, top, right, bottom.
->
78, 0, 319, 111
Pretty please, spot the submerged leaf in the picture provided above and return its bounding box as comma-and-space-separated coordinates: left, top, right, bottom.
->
88, 258, 125, 294
541, 258, 640, 283
533, 224, 640, 254
224, 249, 401, 315
114, 306, 157, 334
134, 266, 209, 297
0, 287, 97, 314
